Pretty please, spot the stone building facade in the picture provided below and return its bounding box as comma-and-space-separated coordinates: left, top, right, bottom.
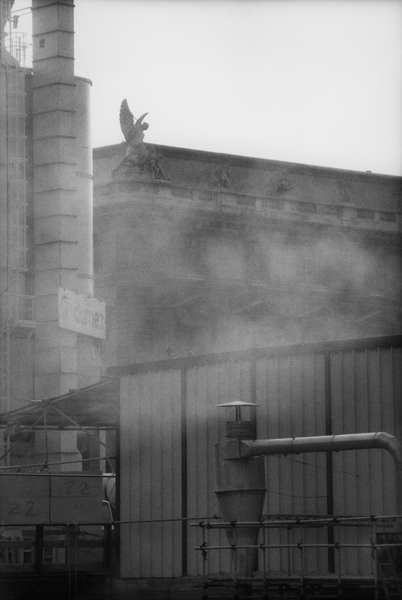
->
93, 143, 402, 367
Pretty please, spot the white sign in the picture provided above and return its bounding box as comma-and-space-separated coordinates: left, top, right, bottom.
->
58, 288, 106, 339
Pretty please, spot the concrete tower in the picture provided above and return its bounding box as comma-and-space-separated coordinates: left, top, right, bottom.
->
32, 0, 101, 403
31, 0, 102, 469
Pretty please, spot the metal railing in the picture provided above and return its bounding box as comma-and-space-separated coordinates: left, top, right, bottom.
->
193, 515, 402, 598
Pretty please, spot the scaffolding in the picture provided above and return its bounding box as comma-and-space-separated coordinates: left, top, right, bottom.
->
0, 292, 35, 404
193, 516, 402, 599
2, 4, 29, 273
0, 1, 34, 462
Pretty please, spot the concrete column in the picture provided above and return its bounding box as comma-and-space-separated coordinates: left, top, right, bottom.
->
32, 0, 78, 400
75, 76, 94, 297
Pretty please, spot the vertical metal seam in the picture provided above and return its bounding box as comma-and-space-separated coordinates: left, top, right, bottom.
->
324, 351, 335, 573
172, 372, 177, 575
276, 355, 281, 537
181, 366, 188, 576
139, 375, 144, 575
250, 349, 257, 438
378, 347, 383, 428
390, 346, 399, 515
352, 349, 359, 521
391, 346, 398, 437
378, 346, 386, 513
115, 377, 121, 578
249, 352, 258, 570
301, 355, 305, 515
157, 372, 163, 576
391, 346, 394, 430
288, 354, 294, 515
365, 348, 372, 518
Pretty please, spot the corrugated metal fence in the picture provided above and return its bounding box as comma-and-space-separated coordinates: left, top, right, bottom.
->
118, 336, 402, 578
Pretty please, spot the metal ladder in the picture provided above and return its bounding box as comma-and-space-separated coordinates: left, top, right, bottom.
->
377, 546, 402, 600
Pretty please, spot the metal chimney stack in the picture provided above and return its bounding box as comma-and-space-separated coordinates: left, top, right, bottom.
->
215, 401, 266, 578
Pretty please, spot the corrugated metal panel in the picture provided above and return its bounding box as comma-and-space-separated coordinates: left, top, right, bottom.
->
186, 359, 251, 575
392, 348, 402, 443
118, 337, 402, 579
330, 349, 397, 508
255, 353, 327, 574
330, 347, 401, 576
120, 369, 182, 578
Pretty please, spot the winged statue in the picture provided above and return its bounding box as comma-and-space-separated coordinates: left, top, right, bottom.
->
116, 99, 149, 171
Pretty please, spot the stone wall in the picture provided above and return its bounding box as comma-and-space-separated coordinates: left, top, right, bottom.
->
93, 143, 402, 365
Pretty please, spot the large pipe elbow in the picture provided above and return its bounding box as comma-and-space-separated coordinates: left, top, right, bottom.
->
373, 432, 402, 469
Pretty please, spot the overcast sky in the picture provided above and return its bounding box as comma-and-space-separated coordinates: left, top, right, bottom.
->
12, 0, 402, 176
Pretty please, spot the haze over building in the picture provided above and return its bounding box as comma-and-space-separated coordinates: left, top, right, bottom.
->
0, 1, 402, 598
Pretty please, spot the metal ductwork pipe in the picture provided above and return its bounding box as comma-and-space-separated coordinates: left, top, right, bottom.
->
215, 444, 266, 578
215, 401, 266, 578
216, 427, 402, 578
225, 432, 402, 515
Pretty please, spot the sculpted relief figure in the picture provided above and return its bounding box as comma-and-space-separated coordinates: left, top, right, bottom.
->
214, 164, 231, 188
148, 147, 169, 181
115, 99, 149, 171
337, 178, 351, 203
276, 174, 293, 195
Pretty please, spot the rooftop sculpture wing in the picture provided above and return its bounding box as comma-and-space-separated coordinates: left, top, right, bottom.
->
119, 99, 134, 142
119, 99, 148, 143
